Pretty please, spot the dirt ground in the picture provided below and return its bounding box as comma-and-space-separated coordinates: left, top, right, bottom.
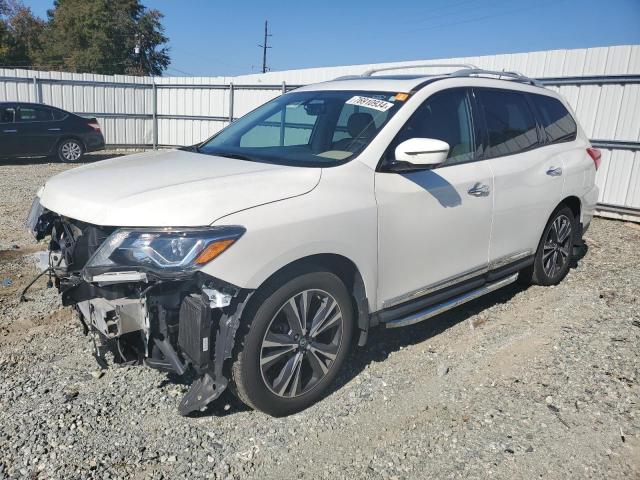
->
0, 155, 638, 479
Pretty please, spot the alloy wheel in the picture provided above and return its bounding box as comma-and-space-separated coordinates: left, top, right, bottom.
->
61, 141, 82, 161
260, 289, 344, 398
542, 214, 572, 278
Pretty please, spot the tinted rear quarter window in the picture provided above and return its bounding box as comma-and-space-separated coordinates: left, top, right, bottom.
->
52, 109, 68, 121
532, 94, 577, 143
476, 89, 539, 158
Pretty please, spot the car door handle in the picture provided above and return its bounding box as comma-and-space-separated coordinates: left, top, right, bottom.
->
3, 129, 17, 133
468, 182, 490, 197
546, 166, 563, 176
47, 128, 61, 132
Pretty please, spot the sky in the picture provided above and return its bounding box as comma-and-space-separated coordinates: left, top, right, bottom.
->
26, 0, 640, 77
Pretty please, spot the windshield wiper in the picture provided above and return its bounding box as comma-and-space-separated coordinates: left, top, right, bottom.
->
207, 151, 261, 163
179, 144, 200, 153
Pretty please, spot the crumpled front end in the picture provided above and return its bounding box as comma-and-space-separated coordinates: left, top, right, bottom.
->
25, 197, 251, 415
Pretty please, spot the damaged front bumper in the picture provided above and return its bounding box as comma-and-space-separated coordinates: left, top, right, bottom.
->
25, 198, 251, 415
73, 276, 252, 416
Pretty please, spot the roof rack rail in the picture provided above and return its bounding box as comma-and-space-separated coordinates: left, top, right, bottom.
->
332, 75, 363, 81
450, 68, 543, 87
361, 63, 478, 77
359, 63, 543, 87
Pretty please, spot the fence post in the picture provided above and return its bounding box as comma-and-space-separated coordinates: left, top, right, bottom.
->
32, 77, 41, 103
228, 82, 234, 123
152, 80, 158, 150
281, 80, 286, 95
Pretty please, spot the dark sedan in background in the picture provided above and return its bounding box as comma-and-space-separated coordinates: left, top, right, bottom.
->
0, 102, 105, 162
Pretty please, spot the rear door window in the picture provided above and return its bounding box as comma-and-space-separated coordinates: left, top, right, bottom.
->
17, 106, 54, 122
531, 94, 577, 144
476, 89, 539, 158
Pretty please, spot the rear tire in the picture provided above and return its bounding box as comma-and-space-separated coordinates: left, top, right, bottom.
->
231, 267, 354, 416
526, 206, 576, 286
57, 138, 84, 163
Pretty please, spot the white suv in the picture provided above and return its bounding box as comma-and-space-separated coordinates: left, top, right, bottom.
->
26, 65, 600, 416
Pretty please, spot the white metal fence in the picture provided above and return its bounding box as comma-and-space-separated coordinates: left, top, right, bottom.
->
1, 45, 639, 219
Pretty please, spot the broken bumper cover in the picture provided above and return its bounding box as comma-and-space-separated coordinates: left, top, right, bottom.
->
73, 278, 252, 415
76, 271, 251, 416
26, 200, 252, 415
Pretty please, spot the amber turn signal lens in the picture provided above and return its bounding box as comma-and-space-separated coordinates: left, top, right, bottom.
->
195, 239, 235, 265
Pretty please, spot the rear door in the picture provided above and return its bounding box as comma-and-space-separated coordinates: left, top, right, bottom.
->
474, 88, 565, 266
0, 105, 19, 156
16, 105, 60, 155
375, 88, 494, 309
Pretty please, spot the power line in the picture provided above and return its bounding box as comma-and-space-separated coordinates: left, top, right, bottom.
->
258, 20, 272, 73
403, 0, 567, 35
166, 66, 194, 76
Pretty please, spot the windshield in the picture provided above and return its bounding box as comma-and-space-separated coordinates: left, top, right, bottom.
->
198, 90, 408, 167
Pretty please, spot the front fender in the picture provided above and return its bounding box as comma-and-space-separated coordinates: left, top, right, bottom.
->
199, 162, 378, 312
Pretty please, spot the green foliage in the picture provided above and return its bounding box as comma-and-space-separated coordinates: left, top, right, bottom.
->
0, 0, 169, 76
0, 0, 46, 68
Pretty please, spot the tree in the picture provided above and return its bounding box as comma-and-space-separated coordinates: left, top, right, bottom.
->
0, 0, 45, 68
0, 2, 11, 64
128, 8, 170, 76
38, 0, 169, 76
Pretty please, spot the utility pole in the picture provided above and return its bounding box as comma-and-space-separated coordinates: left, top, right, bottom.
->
134, 33, 144, 75
258, 20, 272, 73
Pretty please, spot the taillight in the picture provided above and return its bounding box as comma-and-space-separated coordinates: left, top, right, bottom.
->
586, 147, 601, 170
87, 119, 101, 134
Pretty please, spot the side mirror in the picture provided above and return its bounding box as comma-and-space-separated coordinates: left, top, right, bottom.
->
392, 138, 449, 170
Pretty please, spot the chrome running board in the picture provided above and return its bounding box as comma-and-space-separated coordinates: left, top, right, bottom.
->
384, 273, 519, 329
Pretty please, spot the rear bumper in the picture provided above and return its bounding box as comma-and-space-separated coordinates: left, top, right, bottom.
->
84, 132, 105, 152
581, 184, 599, 228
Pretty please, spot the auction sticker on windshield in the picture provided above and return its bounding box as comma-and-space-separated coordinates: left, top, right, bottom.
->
345, 96, 395, 112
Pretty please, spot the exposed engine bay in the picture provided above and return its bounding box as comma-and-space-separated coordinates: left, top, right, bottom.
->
25, 198, 251, 415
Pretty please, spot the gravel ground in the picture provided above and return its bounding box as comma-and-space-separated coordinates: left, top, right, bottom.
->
0, 155, 639, 479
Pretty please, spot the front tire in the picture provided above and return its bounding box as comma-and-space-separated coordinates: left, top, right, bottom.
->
57, 138, 84, 163
528, 206, 576, 286
231, 268, 354, 416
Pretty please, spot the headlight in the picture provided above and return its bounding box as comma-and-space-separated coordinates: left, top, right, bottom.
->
84, 226, 245, 279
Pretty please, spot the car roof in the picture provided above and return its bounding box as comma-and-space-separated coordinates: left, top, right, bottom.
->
295, 75, 442, 93
294, 73, 553, 96
0, 101, 72, 115
0, 101, 59, 107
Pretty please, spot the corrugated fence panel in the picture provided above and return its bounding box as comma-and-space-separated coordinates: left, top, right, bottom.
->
157, 118, 227, 146
592, 84, 625, 139
626, 150, 640, 209
1, 46, 639, 217
597, 149, 636, 206
232, 89, 280, 118
615, 85, 640, 141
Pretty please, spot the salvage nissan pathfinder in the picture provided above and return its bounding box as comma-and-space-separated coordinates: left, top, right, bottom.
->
25, 65, 599, 416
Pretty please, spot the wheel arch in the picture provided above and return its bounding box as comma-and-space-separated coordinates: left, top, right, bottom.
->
251, 253, 371, 344
559, 195, 581, 222
558, 195, 582, 244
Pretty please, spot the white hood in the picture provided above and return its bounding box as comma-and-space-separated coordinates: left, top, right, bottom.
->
38, 150, 321, 226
